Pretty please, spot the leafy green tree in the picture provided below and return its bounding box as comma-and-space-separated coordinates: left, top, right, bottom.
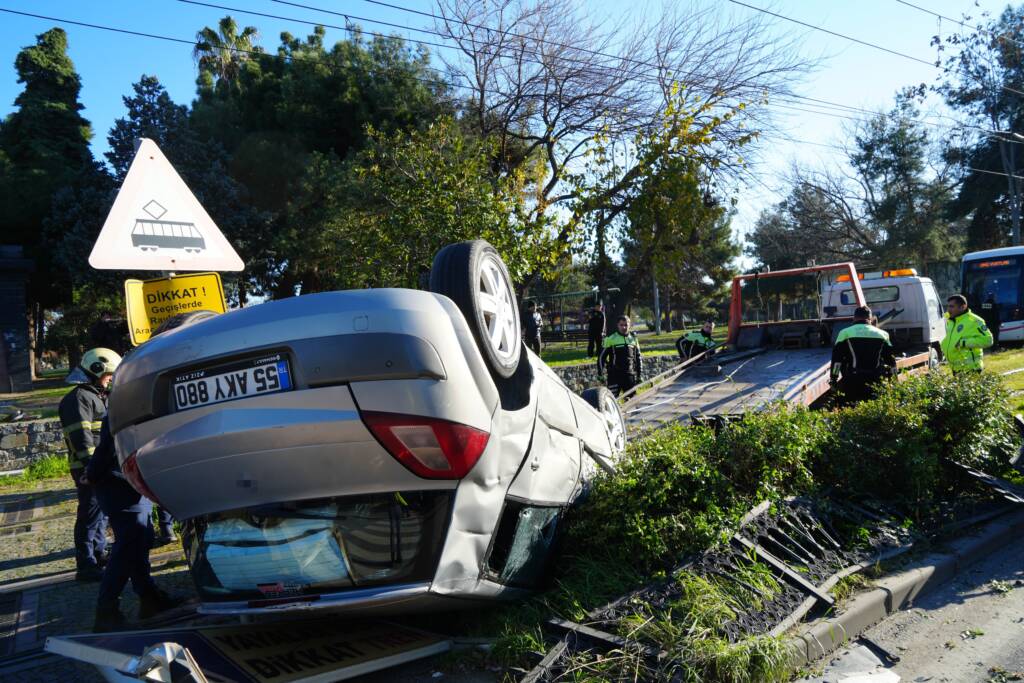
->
0, 28, 97, 370
748, 98, 959, 271
194, 16, 261, 95
935, 5, 1024, 246
188, 22, 456, 297
280, 117, 556, 294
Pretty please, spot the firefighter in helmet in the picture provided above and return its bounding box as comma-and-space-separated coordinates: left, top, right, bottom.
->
58, 348, 121, 582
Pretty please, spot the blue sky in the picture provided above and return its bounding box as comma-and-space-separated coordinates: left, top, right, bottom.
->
0, 0, 1013, 249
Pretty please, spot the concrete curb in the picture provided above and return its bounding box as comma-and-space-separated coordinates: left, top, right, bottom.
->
788, 507, 1024, 667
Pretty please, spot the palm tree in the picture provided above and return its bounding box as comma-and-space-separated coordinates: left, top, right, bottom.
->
193, 16, 261, 90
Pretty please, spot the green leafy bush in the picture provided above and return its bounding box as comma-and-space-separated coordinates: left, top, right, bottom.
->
880, 372, 1018, 473
715, 405, 827, 500
566, 424, 739, 573
821, 390, 935, 512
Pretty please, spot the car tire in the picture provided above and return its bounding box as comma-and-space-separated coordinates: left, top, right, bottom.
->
430, 240, 522, 379
151, 310, 219, 338
581, 386, 626, 455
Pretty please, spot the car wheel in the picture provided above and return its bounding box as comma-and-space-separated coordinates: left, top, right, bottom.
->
581, 386, 626, 455
151, 310, 219, 338
430, 240, 522, 379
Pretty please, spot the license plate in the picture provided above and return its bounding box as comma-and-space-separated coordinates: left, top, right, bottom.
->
173, 354, 292, 411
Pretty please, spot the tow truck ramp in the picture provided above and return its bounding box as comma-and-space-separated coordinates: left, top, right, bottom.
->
44, 618, 450, 683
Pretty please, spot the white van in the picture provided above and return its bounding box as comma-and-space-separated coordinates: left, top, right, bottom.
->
820, 268, 946, 355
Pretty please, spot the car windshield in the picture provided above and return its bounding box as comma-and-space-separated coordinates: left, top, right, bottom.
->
183, 491, 452, 602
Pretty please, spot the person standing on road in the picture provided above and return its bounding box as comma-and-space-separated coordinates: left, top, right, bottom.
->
85, 417, 184, 632
942, 294, 994, 373
59, 347, 120, 583
676, 321, 718, 361
523, 301, 543, 355
599, 315, 642, 396
830, 306, 896, 404
587, 305, 606, 358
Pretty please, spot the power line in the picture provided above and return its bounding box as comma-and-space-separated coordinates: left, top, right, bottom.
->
726, 0, 934, 67
285, 0, 1024, 146
727, 0, 1024, 99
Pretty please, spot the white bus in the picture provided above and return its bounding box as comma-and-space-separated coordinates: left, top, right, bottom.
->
961, 246, 1024, 342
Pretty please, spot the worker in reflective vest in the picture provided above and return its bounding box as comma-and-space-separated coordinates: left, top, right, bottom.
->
58, 347, 120, 582
676, 321, 718, 361
599, 315, 642, 396
830, 306, 896, 404
941, 294, 994, 373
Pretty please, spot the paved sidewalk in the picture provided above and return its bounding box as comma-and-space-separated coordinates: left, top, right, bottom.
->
0, 478, 194, 681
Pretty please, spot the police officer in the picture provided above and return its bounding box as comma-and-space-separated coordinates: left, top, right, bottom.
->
599, 315, 642, 396
587, 305, 605, 357
941, 294, 994, 373
830, 306, 896, 404
59, 348, 120, 582
523, 301, 543, 355
86, 417, 184, 632
676, 321, 717, 361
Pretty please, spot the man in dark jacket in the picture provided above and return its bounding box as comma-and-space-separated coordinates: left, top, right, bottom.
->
676, 321, 718, 361
59, 347, 120, 582
523, 301, 542, 354
85, 418, 183, 632
830, 306, 896, 404
599, 315, 643, 396
587, 305, 606, 357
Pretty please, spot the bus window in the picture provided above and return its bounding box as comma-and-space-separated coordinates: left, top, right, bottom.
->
963, 259, 1022, 309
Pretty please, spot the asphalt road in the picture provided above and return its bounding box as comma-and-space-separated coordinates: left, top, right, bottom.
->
803, 535, 1024, 682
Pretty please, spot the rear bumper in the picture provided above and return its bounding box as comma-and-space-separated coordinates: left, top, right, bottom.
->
115, 385, 455, 521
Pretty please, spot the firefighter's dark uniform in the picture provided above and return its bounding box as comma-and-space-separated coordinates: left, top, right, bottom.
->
830, 322, 896, 404
87, 417, 178, 630
587, 309, 605, 357
599, 331, 642, 396
676, 329, 716, 361
58, 383, 109, 577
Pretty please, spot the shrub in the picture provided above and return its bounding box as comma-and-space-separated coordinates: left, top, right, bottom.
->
820, 390, 935, 513
879, 372, 1018, 473
566, 424, 740, 573
714, 405, 828, 500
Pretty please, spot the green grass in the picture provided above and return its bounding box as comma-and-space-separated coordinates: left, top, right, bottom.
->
0, 455, 69, 489
986, 347, 1024, 413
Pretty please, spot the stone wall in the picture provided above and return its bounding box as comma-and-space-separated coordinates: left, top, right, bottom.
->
0, 419, 63, 471
552, 353, 680, 394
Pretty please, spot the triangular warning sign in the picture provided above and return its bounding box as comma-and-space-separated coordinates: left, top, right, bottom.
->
89, 138, 244, 272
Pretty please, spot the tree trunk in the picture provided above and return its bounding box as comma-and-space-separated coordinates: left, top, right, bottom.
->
26, 304, 37, 381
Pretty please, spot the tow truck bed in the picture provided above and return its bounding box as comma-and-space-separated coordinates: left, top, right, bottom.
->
623, 348, 834, 433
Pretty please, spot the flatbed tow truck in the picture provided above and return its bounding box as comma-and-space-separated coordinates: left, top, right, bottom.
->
622, 262, 938, 433
40, 263, 941, 683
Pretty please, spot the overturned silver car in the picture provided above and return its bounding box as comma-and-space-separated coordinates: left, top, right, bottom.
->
108, 241, 626, 617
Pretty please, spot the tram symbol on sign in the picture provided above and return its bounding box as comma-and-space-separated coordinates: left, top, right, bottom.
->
131, 199, 207, 254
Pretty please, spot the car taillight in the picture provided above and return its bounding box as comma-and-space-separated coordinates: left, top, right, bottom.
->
123, 450, 165, 507
361, 411, 490, 479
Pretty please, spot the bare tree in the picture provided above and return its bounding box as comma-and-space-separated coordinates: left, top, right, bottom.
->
435, 0, 814, 278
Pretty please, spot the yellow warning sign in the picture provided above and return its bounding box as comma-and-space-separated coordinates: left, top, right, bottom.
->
124, 272, 226, 345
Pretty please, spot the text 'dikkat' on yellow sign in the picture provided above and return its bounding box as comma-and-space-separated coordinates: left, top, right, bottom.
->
125, 272, 226, 345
